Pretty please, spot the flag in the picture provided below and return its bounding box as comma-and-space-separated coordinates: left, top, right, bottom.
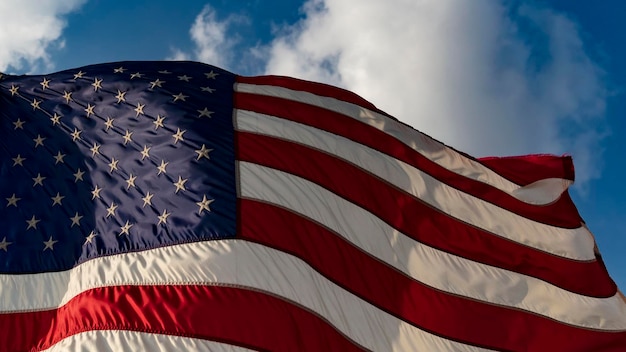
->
0, 61, 624, 351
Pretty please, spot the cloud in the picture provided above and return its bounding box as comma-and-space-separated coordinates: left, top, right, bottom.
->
261, 0, 609, 191
0, 0, 86, 72
168, 5, 247, 71
179, 0, 609, 191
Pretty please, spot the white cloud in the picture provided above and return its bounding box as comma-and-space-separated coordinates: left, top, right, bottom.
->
261, 0, 609, 190
169, 5, 245, 70
0, 0, 86, 72
179, 0, 609, 191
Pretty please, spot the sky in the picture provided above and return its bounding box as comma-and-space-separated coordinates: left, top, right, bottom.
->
0, 0, 624, 290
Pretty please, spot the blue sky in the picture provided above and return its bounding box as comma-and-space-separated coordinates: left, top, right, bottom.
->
1, 0, 624, 290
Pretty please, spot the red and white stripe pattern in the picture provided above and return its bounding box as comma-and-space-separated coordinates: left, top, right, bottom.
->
1, 74, 625, 351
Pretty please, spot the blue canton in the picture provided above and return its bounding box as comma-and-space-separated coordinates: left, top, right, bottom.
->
0, 62, 237, 273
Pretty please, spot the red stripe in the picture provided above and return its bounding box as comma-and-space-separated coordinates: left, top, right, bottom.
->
479, 155, 583, 229
479, 154, 575, 185
236, 132, 616, 297
234, 92, 583, 229
2, 285, 364, 352
237, 75, 383, 114
240, 199, 626, 352
236, 76, 576, 185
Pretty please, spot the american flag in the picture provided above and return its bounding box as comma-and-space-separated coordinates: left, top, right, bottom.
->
0, 61, 624, 351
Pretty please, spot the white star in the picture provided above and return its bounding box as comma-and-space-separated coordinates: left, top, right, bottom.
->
172, 92, 188, 102
51, 192, 64, 206
91, 185, 102, 199
71, 128, 82, 141
142, 192, 154, 207
32, 173, 46, 187
150, 78, 165, 89
73, 70, 86, 79
134, 103, 145, 116
157, 160, 168, 175
130, 72, 144, 79
13, 118, 25, 130
114, 66, 126, 73
74, 168, 85, 182
40, 77, 51, 89
140, 145, 151, 160
84, 230, 97, 244
6, 194, 20, 207
90, 143, 101, 156
63, 91, 72, 103
106, 202, 118, 218
26, 215, 40, 230
33, 135, 46, 148
119, 220, 133, 236
200, 86, 216, 93
43, 236, 58, 251
92, 77, 103, 91
84, 103, 95, 117
126, 174, 137, 189
50, 113, 61, 125
9, 85, 19, 96
153, 115, 165, 130
115, 90, 126, 103
104, 117, 115, 131
172, 128, 185, 144
173, 176, 188, 193
108, 158, 119, 173
197, 107, 213, 118
70, 212, 83, 227
31, 98, 41, 110
0, 237, 12, 251
122, 130, 133, 145
158, 209, 171, 225
178, 74, 192, 81
204, 71, 219, 79
53, 151, 66, 164
196, 195, 214, 214
195, 144, 212, 160
12, 154, 25, 167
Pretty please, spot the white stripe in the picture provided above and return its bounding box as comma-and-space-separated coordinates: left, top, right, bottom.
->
239, 162, 626, 331
235, 83, 572, 205
43, 330, 255, 352
0, 241, 491, 352
236, 110, 593, 260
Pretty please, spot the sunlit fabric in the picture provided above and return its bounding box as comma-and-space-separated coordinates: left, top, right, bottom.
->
0, 61, 624, 351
